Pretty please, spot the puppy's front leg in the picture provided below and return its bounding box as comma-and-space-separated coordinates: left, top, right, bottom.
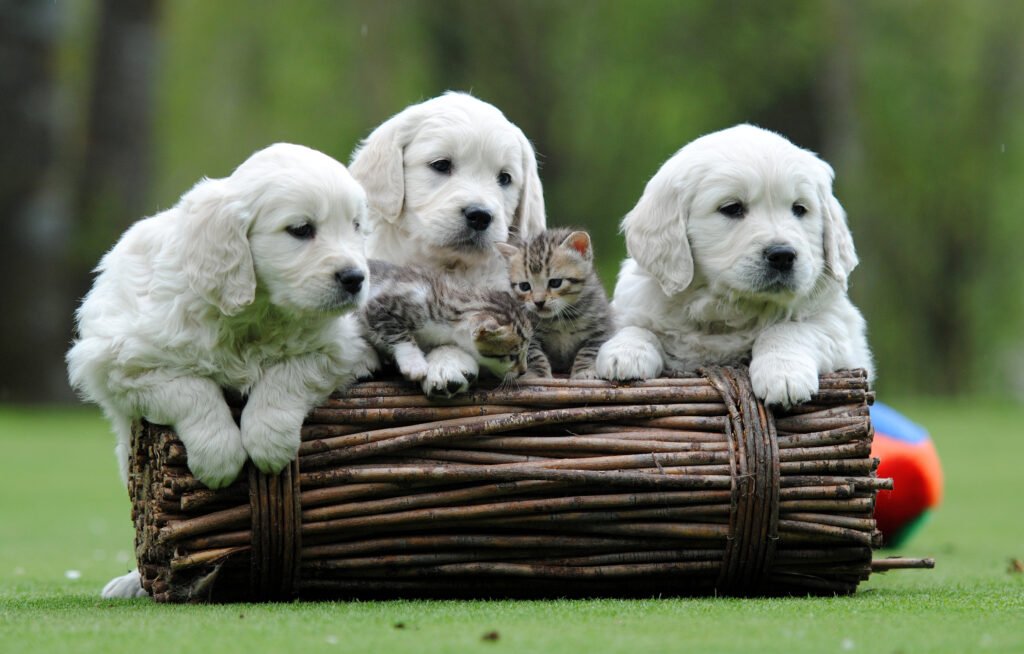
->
241, 354, 334, 474
595, 326, 665, 380
139, 376, 247, 489
750, 322, 832, 408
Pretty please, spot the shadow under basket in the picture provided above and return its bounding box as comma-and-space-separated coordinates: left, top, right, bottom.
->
129, 367, 933, 602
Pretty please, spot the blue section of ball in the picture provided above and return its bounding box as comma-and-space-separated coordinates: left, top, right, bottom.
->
870, 402, 929, 445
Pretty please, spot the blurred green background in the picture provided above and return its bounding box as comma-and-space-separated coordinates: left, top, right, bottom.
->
3, 0, 1023, 403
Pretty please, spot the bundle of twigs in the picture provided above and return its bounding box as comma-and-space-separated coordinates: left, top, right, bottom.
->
129, 367, 933, 602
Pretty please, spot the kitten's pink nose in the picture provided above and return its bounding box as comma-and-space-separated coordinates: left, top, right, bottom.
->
534, 300, 545, 309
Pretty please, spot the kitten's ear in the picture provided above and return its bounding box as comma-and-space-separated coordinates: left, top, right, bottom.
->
560, 231, 593, 261
495, 242, 520, 260
471, 314, 502, 339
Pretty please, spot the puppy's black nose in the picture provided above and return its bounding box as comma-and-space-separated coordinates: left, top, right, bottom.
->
764, 245, 797, 272
335, 268, 365, 295
464, 206, 493, 231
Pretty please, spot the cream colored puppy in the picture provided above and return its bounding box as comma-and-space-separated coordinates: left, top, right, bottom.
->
596, 125, 872, 406
350, 92, 546, 396
67, 143, 377, 490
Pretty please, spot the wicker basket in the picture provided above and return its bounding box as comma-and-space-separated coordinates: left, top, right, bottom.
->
129, 366, 932, 602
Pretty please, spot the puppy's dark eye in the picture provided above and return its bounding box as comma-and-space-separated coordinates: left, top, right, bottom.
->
429, 159, 452, 174
517, 282, 531, 292
548, 278, 563, 289
718, 202, 746, 219
286, 223, 316, 239
497, 171, 512, 187
792, 203, 808, 217
353, 220, 361, 233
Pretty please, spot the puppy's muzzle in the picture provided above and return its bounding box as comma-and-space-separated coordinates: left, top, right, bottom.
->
764, 244, 797, 273
463, 205, 493, 232
335, 268, 365, 295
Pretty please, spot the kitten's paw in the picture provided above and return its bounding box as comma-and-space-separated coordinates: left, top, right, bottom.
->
520, 371, 551, 381
750, 354, 819, 408
393, 342, 429, 382
596, 333, 663, 381
240, 405, 302, 475
179, 422, 247, 489
570, 367, 602, 381
101, 570, 149, 599
422, 346, 479, 398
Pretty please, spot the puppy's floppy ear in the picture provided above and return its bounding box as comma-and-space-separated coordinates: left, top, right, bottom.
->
180, 178, 256, 315
511, 129, 546, 239
621, 168, 693, 296
816, 163, 858, 287
349, 109, 411, 226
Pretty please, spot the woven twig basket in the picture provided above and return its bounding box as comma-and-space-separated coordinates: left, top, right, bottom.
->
129, 367, 932, 602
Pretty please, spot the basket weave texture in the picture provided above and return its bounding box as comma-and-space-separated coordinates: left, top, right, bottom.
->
130, 366, 930, 602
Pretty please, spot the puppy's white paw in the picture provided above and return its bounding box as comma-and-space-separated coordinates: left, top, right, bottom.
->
750, 355, 819, 408
422, 346, 479, 398
181, 423, 247, 489
101, 570, 149, 599
393, 342, 429, 382
241, 406, 303, 475
596, 336, 663, 381
352, 344, 382, 381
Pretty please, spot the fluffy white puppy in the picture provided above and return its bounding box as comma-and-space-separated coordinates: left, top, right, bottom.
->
350, 92, 546, 396
67, 143, 377, 491
596, 124, 872, 406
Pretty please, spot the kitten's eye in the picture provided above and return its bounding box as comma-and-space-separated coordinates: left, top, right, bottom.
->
497, 171, 512, 187
548, 278, 563, 289
517, 282, 532, 292
429, 159, 452, 174
718, 202, 746, 219
792, 203, 808, 217
286, 223, 316, 239
353, 220, 361, 233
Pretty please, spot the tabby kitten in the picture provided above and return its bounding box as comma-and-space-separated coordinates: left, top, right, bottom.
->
497, 228, 614, 379
361, 260, 533, 391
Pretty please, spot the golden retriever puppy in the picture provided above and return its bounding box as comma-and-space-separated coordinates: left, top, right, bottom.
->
597, 125, 872, 406
67, 143, 377, 490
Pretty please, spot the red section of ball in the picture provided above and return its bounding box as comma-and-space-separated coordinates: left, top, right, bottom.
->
872, 432, 943, 543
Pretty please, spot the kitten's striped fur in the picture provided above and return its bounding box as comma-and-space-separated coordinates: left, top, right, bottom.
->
361, 260, 533, 384
498, 228, 614, 379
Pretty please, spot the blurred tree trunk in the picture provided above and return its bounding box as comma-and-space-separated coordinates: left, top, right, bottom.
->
0, 1, 68, 401
420, 0, 557, 221
71, 0, 161, 307
0, 0, 160, 402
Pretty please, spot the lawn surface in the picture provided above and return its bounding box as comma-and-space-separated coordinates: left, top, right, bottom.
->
1, 400, 1021, 653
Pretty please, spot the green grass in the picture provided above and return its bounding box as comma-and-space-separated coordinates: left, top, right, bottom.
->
1, 400, 1022, 653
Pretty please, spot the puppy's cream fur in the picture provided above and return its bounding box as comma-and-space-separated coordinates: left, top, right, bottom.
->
67, 143, 377, 491
597, 125, 872, 406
